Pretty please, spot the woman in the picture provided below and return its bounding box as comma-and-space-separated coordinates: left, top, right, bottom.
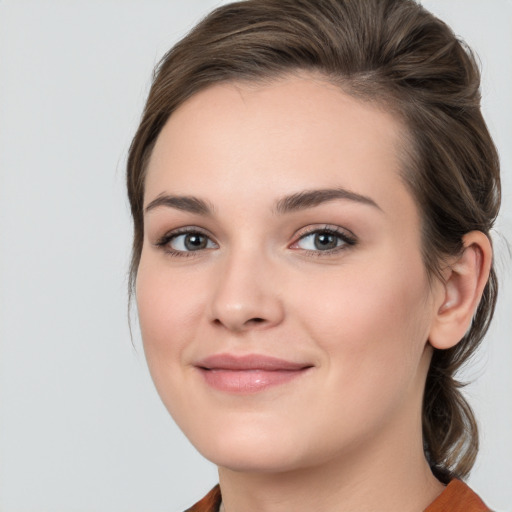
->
126, 0, 500, 510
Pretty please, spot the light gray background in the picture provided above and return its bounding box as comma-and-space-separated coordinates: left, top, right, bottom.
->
0, 1, 510, 511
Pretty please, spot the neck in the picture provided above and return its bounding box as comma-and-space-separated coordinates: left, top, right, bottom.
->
218, 401, 444, 512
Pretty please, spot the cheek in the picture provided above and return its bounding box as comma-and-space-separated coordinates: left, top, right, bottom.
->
293, 255, 432, 399
135, 256, 207, 382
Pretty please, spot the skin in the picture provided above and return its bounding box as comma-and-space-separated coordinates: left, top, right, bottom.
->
136, 74, 490, 511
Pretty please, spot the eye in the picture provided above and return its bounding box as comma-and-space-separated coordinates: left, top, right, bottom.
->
156, 229, 218, 255
291, 227, 356, 253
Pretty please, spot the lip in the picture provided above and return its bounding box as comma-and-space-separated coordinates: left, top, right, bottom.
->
195, 353, 313, 394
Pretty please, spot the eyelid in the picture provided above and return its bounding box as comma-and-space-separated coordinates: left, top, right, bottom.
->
289, 225, 357, 253
154, 226, 218, 256
152, 224, 356, 257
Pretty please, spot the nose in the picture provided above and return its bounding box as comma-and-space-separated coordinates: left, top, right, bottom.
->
208, 249, 285, 332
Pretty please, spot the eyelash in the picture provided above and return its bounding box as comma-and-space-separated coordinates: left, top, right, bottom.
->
291, 225, 357, 257
154, 225, 357, 258
154, 227, 218, 258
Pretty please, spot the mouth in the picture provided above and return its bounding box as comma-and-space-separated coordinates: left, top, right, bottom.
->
194, 353, 314, 394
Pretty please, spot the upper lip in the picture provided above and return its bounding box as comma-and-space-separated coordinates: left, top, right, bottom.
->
196, 353, 312, 371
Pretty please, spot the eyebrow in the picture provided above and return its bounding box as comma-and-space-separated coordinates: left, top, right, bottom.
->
144, 187, 381, 217
273, 187, 382, 215
144, 194, 214, 215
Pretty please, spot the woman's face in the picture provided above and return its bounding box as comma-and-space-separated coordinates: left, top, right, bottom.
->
137, 75, 443, 472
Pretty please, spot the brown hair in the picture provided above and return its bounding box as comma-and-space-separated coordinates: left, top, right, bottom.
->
126, 0, 501, 482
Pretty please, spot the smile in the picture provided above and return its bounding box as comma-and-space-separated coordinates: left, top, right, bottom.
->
195, 354, 313, 394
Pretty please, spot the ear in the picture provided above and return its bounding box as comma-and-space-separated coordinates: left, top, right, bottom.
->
428, 231, 493, 350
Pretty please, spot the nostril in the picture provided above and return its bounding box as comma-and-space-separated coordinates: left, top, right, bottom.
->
213, 317, 264, 324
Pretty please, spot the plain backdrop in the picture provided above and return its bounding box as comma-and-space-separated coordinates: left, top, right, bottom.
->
0, 1, 511, 511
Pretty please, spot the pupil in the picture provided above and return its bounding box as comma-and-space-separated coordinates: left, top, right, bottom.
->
185, 234, 207, 250
314, 233, 337, 250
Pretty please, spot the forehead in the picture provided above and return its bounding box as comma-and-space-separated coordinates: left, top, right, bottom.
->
144, 74, 412, 216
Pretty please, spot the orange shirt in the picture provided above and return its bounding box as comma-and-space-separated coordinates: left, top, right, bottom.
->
185, 479, 490, 512
425, 479, 490, 512
185, 485, 221, 512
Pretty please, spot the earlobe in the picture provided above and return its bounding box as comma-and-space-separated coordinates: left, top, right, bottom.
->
428, 231, 492, 350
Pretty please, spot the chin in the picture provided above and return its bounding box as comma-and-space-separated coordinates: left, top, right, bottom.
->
202, 445, 305, 474
186, 420, 309, 473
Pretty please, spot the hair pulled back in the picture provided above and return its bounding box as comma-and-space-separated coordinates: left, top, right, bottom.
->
127, 0, 501, 482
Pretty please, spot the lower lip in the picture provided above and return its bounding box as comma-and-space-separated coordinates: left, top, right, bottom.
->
198, 368, 309, 393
